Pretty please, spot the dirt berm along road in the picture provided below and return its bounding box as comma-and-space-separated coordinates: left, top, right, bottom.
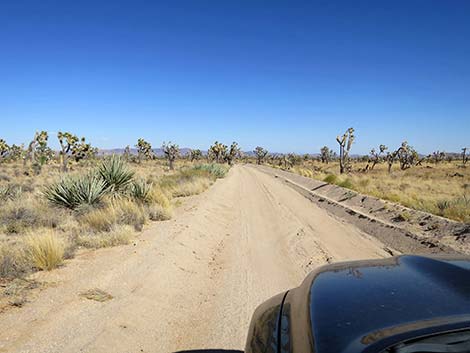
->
0, 165, 393, 353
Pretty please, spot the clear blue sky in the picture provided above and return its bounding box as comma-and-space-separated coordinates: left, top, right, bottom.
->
1, 1, 469, 154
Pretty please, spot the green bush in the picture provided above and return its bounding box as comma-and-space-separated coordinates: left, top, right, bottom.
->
192, 164, 229, 178
43, 173, 107, 210
338, 178, 354, 189
323, 174, 338, 184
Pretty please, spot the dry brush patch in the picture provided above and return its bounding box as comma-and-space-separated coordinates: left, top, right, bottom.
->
0, 159, 228, 292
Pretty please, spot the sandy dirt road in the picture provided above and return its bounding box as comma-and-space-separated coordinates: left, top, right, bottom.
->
0, 165, 391, 353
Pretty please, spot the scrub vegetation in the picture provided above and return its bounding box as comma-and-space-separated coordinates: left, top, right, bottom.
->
0, 129, 468, 288
0, 132, 230, 285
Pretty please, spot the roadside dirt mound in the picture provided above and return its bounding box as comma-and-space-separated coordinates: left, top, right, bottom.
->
255, 165, 470, 255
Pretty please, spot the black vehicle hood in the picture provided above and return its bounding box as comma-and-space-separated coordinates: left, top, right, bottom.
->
306, 255, 470, 353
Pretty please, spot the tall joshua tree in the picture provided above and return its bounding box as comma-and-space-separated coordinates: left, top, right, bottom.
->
208, 141, 227, 163
320, 146, 334, 164
336, 127, 355, 174
190, 149, 202, 162
135, 138, 152, 163
254, 146, 268, 165
162, 141, 180, 170
225, 142, 241, 165
72, 137, 98, 162
396, 141, 418, 170
462, 147, 468, 165
58, 131, 78, 172
367, 144, 387, 171
24, 131, 50, 170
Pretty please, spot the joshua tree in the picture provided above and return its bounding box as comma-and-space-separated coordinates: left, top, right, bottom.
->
367, 144, 387, 171
36, 132, 54, 166
72, 137, 98, 162
8, 144, 24, 161
162, 141, 180, 170
208, 141, 227, 163
396, 141, 418, 170
20, 131, 52, 173
225, 142, 241, 165
0, 139, 9, 161
288, 153, 301, 167
336, 127, 355, 173
431, 151, 446, 164
254, 146, 268, 165
58, 131, 79, 172
320, 146, 334, 164
462, 148, 468, 165
190, 149, 203, 162
135, 138, 152, 163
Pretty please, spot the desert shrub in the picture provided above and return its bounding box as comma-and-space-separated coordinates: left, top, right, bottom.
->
148, 185, 171, 209
129, 179, 153, 203
26, 230, 65, 271
147, 204, 172, 221
436, 200, 450, 216
192, 163, 229, 178
80, 206, 117, 232
159, 166, 217, 197
441, 196, 470, 223
98, 155, 134, 195
394, 211, 412, 222
43, 173, 107, 209
0, 199, 62, 234
172, 178, 212, 197
76, 225, 134, 249
0, 243, 30, 278
323, 174, 338, 184
357, 178, 370, 189
113, 199, 147, 231
338, 178, 354, 189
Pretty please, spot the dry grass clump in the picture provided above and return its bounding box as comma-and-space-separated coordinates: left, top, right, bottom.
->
25, 230, 65, 271
148, 185, 171, 209
76, 225, 134, 249
80, 206, 118, 232
112, 199, 147, 231
81, 199, 148, 232
147, 204, 173, 221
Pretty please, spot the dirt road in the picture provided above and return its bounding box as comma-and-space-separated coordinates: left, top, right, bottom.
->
0, 165, 391, 353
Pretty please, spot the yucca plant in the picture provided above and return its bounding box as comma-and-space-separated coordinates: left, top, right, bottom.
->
98, 155, 135, 195
129, 179, 152, 203
43, 173, 107, 209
